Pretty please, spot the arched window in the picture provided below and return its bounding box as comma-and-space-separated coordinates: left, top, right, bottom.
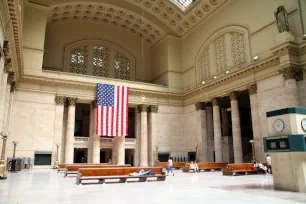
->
64, 40, 135, 81
196, 26, 251, 85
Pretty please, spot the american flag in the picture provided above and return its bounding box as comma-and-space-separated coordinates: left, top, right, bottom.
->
96, 83, 129, 136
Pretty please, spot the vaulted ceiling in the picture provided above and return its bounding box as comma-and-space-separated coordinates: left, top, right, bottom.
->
28, 0, 229, 46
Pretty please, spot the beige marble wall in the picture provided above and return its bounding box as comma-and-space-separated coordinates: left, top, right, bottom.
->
7, 90, 56, 159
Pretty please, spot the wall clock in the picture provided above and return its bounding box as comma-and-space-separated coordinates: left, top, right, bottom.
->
301, 119, 306, 132
273, 119, 284, 132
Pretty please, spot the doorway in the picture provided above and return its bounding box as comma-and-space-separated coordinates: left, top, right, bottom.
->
100, 148, 112, 163
125, 149, 134, 166
188, 151, 196, 162
74, 148, 88, 163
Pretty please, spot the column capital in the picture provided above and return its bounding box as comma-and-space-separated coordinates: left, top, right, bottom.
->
229, 91, 239, 101
67, 97, 78, 106
4, 58, 12, 72
10, 82, 16, 92
212, 98, 219, 106
149, 105, 158, 113
137, 104, 149, 113
55, 96, 67, 105
248, 84, 257, 95
195, 102, 206, 110
91, 99, 97, 109
7, 72, 15, 85
279, 66, 303, 81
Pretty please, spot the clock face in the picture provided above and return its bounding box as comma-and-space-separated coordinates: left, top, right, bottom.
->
273, 119, 284, 132
301, 119, 306, 132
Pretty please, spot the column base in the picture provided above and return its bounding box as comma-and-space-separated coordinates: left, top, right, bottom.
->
0, 160, 7, 178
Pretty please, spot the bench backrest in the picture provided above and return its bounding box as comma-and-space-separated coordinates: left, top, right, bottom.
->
66, 164, 131, 171
59, 163, 109, 169
226, 163, 253, 170
185, 162, 227, 168
78, 167, 163, 177
158, 162, 186, 168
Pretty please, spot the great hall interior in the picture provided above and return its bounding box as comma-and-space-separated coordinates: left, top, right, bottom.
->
0, 0, 306, 203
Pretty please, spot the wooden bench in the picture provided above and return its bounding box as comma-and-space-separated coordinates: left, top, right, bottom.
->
76, 167, 166, 185
158, 162, 186, 169
57, 163, 109, 173
222, 163, 257, 176
182, 162, 228, 172
64, 164, 131, 177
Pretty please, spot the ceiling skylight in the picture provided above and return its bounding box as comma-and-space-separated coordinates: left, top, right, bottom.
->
170, 0, 196, 11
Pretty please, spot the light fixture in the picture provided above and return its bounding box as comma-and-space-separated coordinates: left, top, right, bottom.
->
304, 34, 306, 37
202, 81, 205, 84
227, 107, 231, 112
213, 76, 217, 79
303, 34, 306, 40
225, 70, 230, 74
249, 139, 254, 144
253, 56, 259, 61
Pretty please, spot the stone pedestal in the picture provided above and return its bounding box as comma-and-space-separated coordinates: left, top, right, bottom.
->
276, 31, 296, 45
212, 98, 222, 162
65, 97, 77, 164
230, 92, 243, 163
138, 104, 149, 167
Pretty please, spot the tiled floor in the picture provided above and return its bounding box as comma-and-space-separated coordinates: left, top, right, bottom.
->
0, 169, 306, 204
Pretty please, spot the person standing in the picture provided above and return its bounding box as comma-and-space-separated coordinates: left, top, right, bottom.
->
167, 157, 174, 176
266, 155, 272, 174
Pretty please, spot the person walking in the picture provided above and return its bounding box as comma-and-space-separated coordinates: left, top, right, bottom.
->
266, 154, 272, 174
167, 157, 174, 176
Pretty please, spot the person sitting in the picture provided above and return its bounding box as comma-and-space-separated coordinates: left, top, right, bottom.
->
108, 159, 112, 164
137, 169, 155, 176
252, 161, 259, 173
189, 161, 196, 172
258, 162, 267, 174
194, 162, 199, 172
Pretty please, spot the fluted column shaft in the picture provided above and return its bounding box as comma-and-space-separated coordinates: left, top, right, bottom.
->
230, 92, 243, 163
116, 136, 125, 165
195, 102, 208, 162
65, 97, 77, 164
135, 110, 141, 166
53, 96, 66, 165
0, 72, 8, 132
90, 100, 100, 164
2, 73, 14, 132
212, 99, 222, 162
138, 104, 149, 167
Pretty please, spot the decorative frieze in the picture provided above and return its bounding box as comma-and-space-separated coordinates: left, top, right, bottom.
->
55, 96, 67, 105
137, 104, 149, 113
229, 91, 239, 101
4, 58, 12, 72
279, 66, 303, 81
67, 97, 78, 106
248, 84, 257, 95
195, 102, 206, 111
91, 99, 97, 109
149, 105, 159, 113
212, 98, 219, 106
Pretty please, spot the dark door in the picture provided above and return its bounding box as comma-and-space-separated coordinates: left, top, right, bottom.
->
158, 153, 170, 162
100, 151, 106, 163
34, 153, 51, 165
74, 149, 87, 163
188, 152, 196, 162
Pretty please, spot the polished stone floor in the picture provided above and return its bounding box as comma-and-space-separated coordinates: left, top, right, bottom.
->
0, 169, 306, 204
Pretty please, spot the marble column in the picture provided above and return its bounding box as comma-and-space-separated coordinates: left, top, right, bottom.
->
134, 109, 141, 166
1, 72, 14, 132
221, 108, 229, 136
148, 105, 158, 167
248, 84, 264, 161
116, 136, 125, 165
90, 100, 100, 164
279, 66, 302, 107
65, 97, 77, 164
195, 102, 208, 162
52, 96, 66, 165
206, 104, 214, 162
0, 59, 11, 131
230, 92, 243, 163
138, 104, 149, 167
212, 98, 223, 162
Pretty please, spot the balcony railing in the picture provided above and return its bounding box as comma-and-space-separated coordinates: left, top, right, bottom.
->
75, 137, 89, 142
101, 138, 113, 143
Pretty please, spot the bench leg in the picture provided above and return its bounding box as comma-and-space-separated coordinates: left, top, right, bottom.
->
119, 178, 127, 183
98, 179, 105, 184
139, 177, 147, 182
157, 176, 165, 181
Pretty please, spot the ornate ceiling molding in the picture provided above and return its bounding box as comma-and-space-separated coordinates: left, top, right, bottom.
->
48, 2, 166, 46
125, 0, 228, 36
